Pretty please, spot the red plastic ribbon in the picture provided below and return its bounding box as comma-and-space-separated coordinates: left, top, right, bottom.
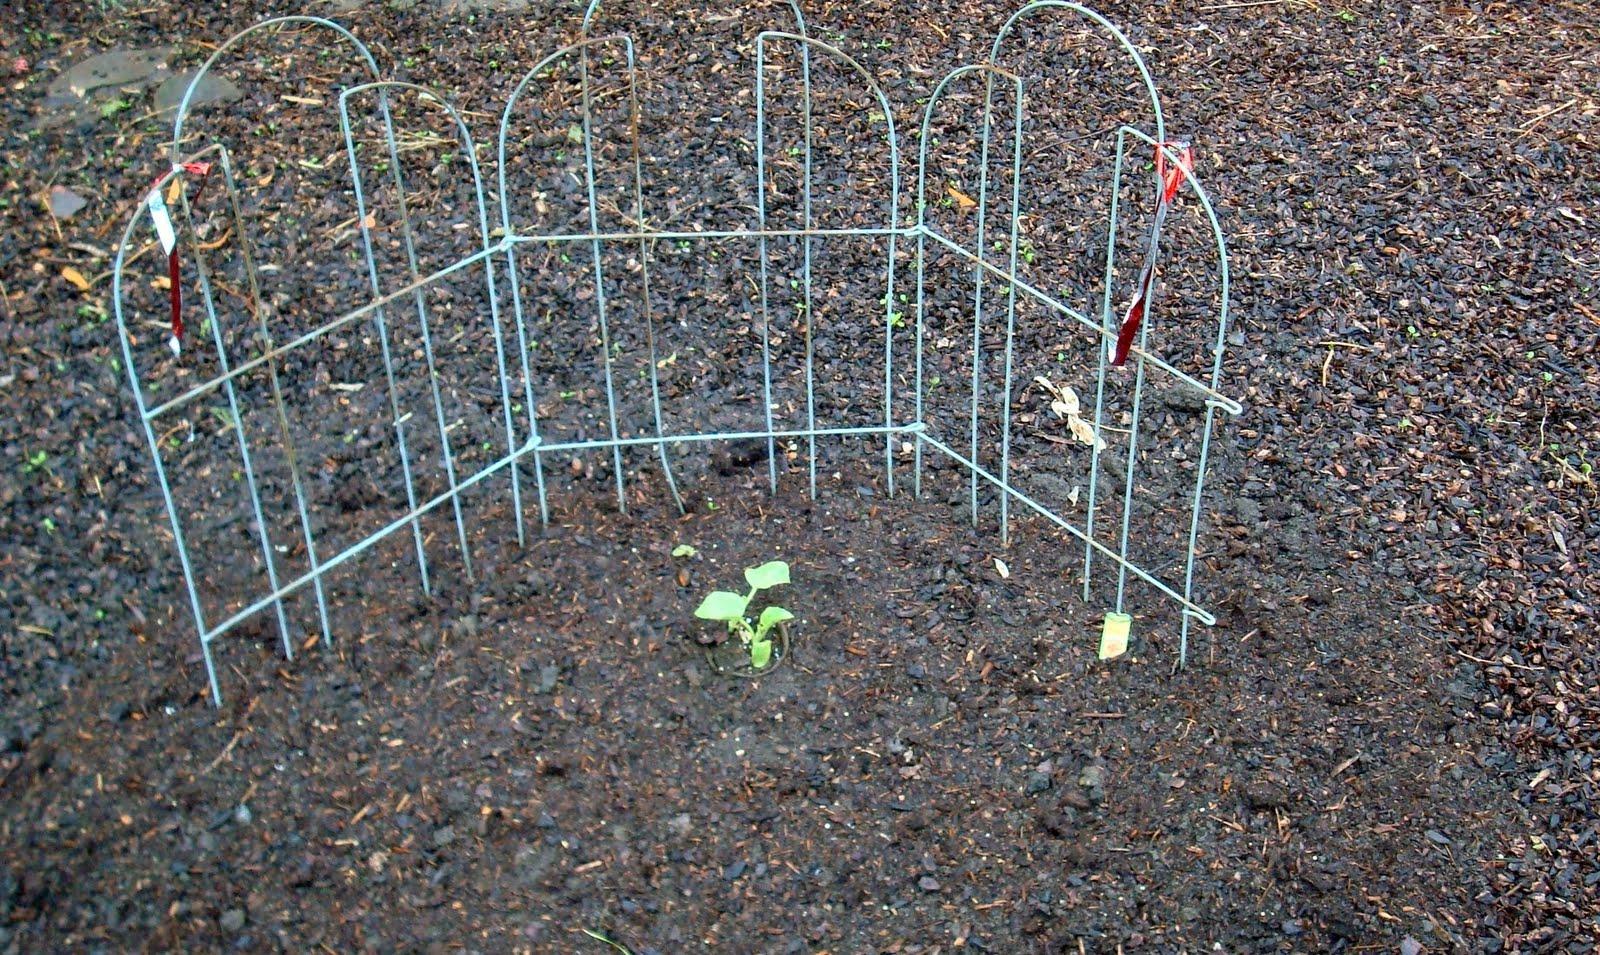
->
1156, 141, 1193, 206
1113, 259, 1156, 368
165, 160, 214, 353
1112, 141, 1193, 367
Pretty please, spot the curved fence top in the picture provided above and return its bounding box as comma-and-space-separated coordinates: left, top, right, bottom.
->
987, 0, 1166, 144
581, 0, 808, 36
168, 16, 381, 164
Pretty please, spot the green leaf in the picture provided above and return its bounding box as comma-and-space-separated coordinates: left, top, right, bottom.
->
694, 591, 748, 622
744, 560, 790, 591
671, 544, 697, 558
756, 605, 794, 639
749, 638, 773, 669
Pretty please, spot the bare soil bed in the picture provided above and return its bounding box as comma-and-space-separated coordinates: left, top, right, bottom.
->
0, 0, 1595, 952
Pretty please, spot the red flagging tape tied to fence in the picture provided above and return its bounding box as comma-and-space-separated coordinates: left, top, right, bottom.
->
1112, 141, 1193, 367
145, 161, 214, 356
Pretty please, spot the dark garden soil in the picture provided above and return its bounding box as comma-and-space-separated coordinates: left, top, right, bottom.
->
1, 0, 1597, 952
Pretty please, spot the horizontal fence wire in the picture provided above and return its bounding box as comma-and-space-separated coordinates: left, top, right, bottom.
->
112, 2, 1239, 704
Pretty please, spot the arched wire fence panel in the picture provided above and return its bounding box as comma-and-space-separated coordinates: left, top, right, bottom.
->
111, 3, 1238, 705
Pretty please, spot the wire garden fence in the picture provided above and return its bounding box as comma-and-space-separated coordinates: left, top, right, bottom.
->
111, 1, 1240, 705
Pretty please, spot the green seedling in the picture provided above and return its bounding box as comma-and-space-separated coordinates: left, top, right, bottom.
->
694, 560, 794, 670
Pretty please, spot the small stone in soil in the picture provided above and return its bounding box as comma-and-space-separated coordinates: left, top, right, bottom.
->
918, 876, 940, 892
433, 825, 456, 847
1077, 764, 1107, 804
48, 186, 88, 220
724, 861, 746, 881
219, 908, 246, 932
537, 665, 560, 694
1026, 771, 1052, 794
154, 69, 243, 113
1244, 782, 1287, 810
47, 47, 173, 103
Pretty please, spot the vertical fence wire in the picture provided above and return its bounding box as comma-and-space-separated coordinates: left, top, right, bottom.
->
113, 162, 221, 705
576, 44, 630, 514
177, 149, 295, 663
755, 31, 899, 498
620, 57, 687, 515
914, 65, 1024, 533
230, 149, 336, 649
799, 36, 817, 500
496, 38, 641, 524
754, 39, 780, 495
995, 81, 1026, 545
966, 75, 997, 530
371, 86, 477, 582
1082, 126, 1126, 599
341, 92, 436, 597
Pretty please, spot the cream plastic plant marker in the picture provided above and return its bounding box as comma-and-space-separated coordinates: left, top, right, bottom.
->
1099, 612, 1131, 660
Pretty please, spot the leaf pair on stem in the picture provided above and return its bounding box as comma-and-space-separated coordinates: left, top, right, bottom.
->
694, 560, 793, 670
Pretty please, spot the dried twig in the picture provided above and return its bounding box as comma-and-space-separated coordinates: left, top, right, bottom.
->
1319, 340, 1375, 386
201, 730, 245, 775
1514, 98, 1578, 140
1456, 649, 1545, 673
1198, 0, 1299, 10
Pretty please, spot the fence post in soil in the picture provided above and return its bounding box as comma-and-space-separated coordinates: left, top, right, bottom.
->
112, 3, 1240, 704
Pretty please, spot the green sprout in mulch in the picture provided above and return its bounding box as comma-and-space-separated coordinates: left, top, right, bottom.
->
694, 560, 793, 671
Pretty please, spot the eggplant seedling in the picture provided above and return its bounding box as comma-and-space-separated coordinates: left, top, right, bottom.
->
693, 560, 793, 670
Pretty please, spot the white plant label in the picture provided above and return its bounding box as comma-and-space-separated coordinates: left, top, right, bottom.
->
147, 188, 177, 255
